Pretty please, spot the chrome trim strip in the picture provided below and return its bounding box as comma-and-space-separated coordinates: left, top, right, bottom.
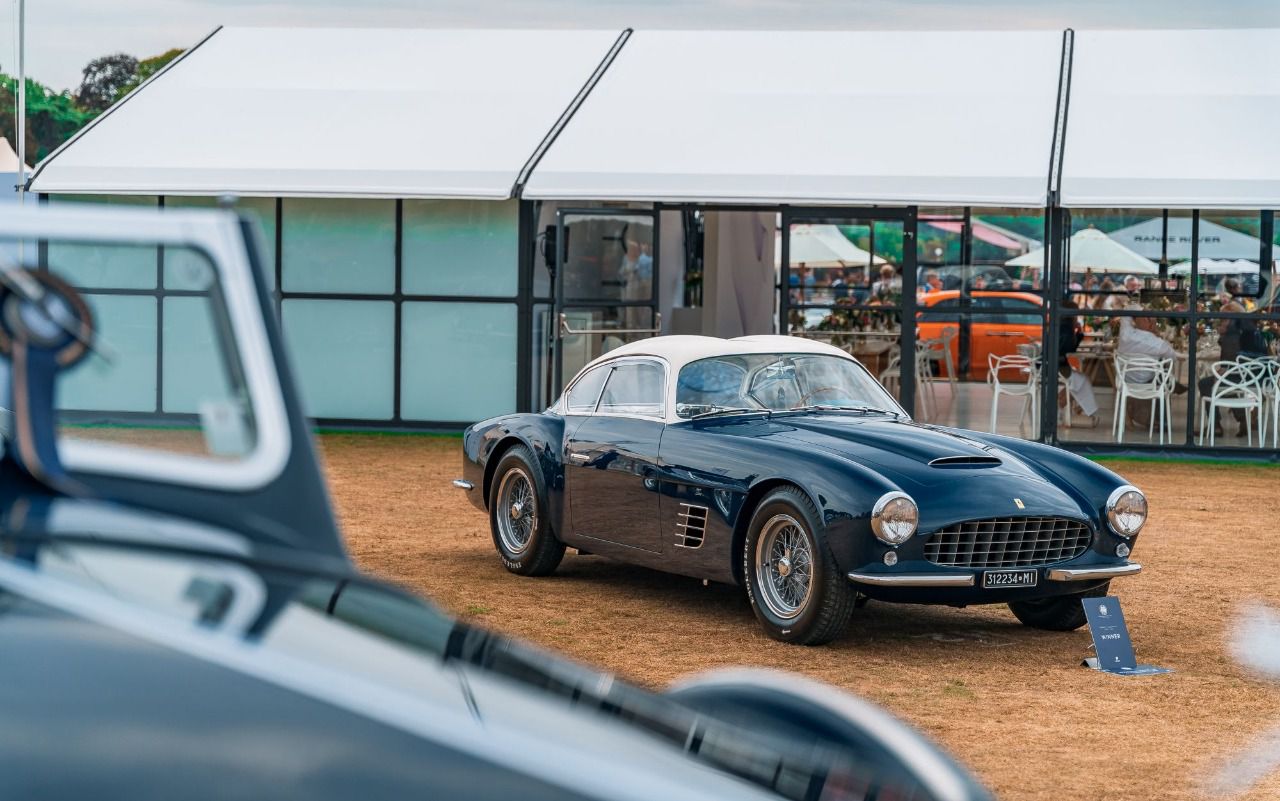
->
452, 479, 474, 491
847, 572, 975, 587
1046, 562, 1142, 581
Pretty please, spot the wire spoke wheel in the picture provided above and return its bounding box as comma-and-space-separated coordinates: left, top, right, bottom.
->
496, 466, 537, 555
755, 513, 815, 620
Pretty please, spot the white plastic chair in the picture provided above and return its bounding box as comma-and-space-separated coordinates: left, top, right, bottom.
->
1260, 359, 1280, 449
1198, 359, 1267, 447
988, 353, 1038, 436
1113, 354, 1175, 445
878, 345, 936, 421
921, 326, 958, 388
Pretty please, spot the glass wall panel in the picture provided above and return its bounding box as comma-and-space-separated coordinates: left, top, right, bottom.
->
282, 299, 394, 420
59, 294, 157, 412
281, 198, 394, 294
1069, 209, 1189, 314
47, 195, 159, 289
402, 200, 518, 297
166, 196, 277, 289
1188, 315, 1277, 450
787, 217, 905, 411
401, 302, 517, 422
1058, 314, 1191, 447
162, 296, 234, 415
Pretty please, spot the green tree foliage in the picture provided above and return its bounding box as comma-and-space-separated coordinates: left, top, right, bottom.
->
113, 48, 184, 102
0, 47, 183, 166
76, 53, 138, 113
0, 74, 93, 163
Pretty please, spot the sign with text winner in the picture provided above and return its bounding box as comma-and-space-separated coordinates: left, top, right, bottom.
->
1082, 597, 1171, 676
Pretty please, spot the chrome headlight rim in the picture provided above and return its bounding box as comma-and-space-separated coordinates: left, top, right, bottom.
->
871, 491, 918, 546
1105, 484, 1147, 538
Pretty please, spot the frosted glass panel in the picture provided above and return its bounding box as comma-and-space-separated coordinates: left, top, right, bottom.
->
402, 200, 518, 296
163, 297, 234, 414
401, 302, 516, 422
281, 198, 394, 294
166, 196, 277, 289
47, 195, 158, 289
283, 299, 394, 420
60, 294, 157, 412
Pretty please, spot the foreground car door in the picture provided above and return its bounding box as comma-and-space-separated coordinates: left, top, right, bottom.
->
566, 360, 664, 553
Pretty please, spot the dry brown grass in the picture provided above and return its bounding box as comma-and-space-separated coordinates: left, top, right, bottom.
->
321, 433, 1280, 801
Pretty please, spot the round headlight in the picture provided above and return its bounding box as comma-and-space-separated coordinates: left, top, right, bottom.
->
871, 491, 918, 546
1106, 485, 1147, 538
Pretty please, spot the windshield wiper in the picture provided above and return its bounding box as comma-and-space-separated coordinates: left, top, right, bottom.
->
782, 404, 902, 417
688, 406, 769, 420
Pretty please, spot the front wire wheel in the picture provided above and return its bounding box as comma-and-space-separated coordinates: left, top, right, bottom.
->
755, 514, 815, 620
744, 486, 854, 645
488, 445, 564, 577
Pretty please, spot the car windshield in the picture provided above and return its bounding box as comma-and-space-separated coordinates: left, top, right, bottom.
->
675, 353, 901, 418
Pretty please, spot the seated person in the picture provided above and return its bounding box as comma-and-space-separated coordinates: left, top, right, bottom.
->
1197, 302, 1268, 437
1116, 316, 1187, 428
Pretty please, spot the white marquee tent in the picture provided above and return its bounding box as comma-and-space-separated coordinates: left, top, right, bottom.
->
1062, 29, 1280, 209
1106, 217, 1279, 261
523, 30, 1064, 207
28, 28, 624, 198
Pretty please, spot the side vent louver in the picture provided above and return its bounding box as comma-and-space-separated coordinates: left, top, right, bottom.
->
675, 503, 709, 548
928, 455, 1002, 468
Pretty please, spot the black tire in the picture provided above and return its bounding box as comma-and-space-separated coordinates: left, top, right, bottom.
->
742, 486, 855, 646
488, 445, 564, 577
1007, 581, 1110, 631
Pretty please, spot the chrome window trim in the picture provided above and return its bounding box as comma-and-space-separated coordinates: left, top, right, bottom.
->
3, 207, 292, 491
567, 355, 671, 422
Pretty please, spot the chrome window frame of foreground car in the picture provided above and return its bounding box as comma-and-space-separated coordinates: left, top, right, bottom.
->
0, 205, 291, 491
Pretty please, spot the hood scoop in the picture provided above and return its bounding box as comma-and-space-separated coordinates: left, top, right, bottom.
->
928, 455, 1002, 468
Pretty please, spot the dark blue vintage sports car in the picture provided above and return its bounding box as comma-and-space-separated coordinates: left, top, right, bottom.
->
458, 335, 1148, 646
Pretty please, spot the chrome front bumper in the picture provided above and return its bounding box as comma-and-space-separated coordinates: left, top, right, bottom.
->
848, 562, 1141, 587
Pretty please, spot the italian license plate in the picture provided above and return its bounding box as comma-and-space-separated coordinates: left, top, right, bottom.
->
983, 569, 1038, 589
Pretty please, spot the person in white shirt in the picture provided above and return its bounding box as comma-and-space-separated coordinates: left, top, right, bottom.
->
1115, 316, 1187, 427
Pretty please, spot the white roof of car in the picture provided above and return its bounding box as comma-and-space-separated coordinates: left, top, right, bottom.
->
583, 335, 856, 374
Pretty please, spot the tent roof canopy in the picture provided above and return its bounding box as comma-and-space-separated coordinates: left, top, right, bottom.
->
1062, 29, 1280, 209
524, 29, 1065, 207
29, 27, 624, 199
28, 26, 1280, 211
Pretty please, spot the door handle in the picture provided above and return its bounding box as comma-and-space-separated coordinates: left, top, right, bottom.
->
568, 452, 590, 463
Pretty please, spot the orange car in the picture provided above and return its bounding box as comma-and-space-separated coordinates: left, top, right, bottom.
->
916, 290, 1045, 380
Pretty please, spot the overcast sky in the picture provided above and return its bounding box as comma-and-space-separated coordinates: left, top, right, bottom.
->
4, 0, 1279, 91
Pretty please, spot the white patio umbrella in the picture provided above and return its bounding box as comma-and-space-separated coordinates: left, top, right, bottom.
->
0, 137, 31, 173
1005, 227, 1159, 274
1168, 258, 1258, 276
778, 224, 887, 268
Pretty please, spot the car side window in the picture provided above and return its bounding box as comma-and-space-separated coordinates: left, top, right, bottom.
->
997, 297, 1043, 326
597, 362, 665, 417
565, 366, 610, 414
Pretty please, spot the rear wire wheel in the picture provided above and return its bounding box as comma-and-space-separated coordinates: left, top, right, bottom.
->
743, 486, 854, 645
488, 445, 564, 577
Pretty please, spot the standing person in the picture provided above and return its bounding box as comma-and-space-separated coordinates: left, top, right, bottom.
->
848, 267, 870, 303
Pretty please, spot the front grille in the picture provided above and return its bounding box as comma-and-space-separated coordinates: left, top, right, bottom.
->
923, 517, 1092, 568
